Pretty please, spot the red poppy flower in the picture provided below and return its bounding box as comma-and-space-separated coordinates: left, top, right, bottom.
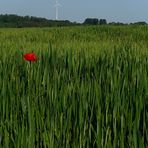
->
23, 52, 37, 62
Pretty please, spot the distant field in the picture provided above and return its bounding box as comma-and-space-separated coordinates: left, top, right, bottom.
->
0, 25, 148, 147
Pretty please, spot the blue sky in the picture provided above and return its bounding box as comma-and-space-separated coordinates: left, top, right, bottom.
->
0, 0, 148, 23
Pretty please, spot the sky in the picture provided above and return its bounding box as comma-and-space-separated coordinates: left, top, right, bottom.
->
0, 0, 148, 23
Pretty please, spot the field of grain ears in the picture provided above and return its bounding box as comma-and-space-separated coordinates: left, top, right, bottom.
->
0, 25, 148, 147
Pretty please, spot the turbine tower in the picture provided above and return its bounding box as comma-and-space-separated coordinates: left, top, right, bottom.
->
54, 0, 61, 20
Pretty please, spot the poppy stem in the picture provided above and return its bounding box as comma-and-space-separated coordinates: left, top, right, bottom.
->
29, 61, 32, 94
30, 61, 31, 78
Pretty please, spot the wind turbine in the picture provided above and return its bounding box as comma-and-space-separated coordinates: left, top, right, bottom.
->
54, 0, 61, 20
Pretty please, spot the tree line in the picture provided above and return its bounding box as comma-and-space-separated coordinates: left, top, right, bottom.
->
0, 14, 147, 28
0, 14, 79, 28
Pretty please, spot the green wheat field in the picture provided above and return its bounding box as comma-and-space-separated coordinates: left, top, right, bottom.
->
0, 25, 148, 147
